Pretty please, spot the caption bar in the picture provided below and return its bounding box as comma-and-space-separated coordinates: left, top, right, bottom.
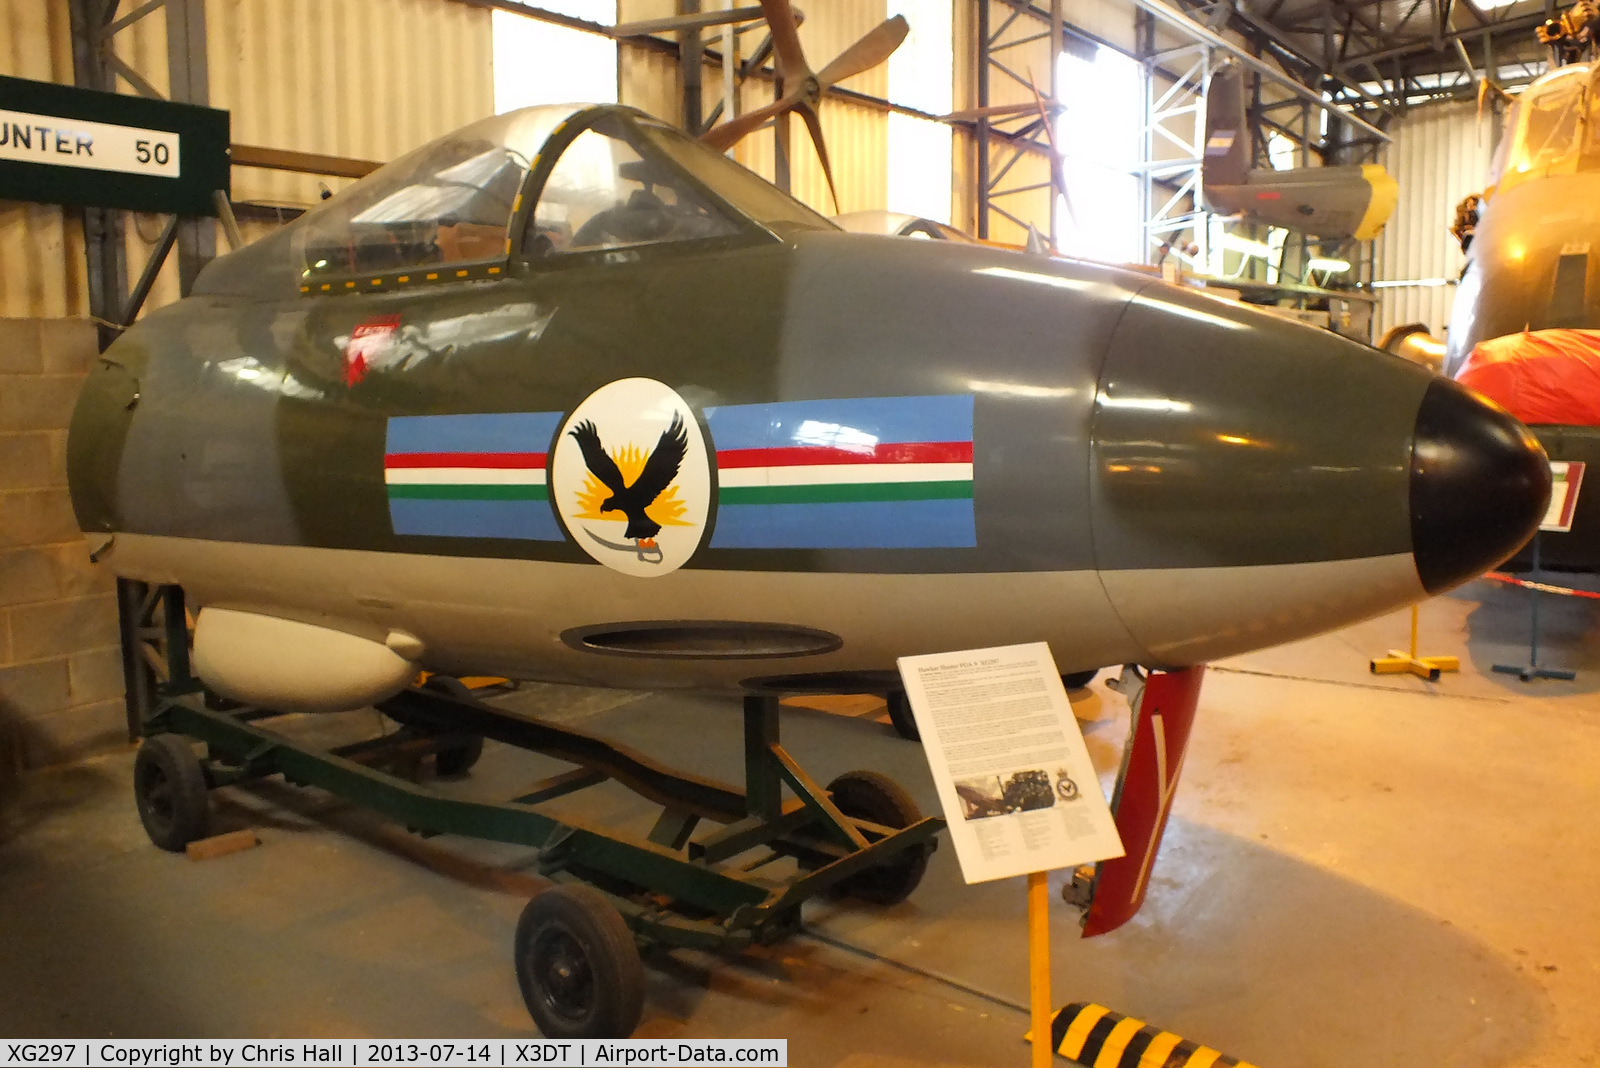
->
1, 1042, 786, 1067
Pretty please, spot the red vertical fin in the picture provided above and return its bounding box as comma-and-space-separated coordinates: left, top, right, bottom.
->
1080, 665, 1206, 937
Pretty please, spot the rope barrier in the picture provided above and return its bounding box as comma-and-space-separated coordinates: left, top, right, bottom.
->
1483, 572, 1600, 600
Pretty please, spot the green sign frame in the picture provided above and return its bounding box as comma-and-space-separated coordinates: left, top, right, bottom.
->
0, 74, 229, 216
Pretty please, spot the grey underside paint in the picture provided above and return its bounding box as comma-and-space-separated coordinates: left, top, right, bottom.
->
105, 533, 1423, 688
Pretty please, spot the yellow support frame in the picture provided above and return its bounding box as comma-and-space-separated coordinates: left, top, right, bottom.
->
1370, 604, 1459, 681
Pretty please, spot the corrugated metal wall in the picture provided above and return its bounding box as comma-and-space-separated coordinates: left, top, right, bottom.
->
0, 0, 82, 319
212, 0, 494, 206
1374, 100, 1494, 340
949, 1, 1099, 245
619, 0, 889, 216
6, 0, 913, 315
0, 0, 493, 318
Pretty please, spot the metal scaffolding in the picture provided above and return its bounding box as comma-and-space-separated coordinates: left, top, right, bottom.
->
1140, 42, 1213, 271
974, 0, 1069, 244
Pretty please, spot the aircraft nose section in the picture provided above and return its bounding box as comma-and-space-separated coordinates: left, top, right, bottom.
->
1410, 378, 1551, 595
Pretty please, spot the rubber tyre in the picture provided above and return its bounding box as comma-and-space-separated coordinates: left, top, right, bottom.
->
133, 734, 210, 852
422, 676, 485, 776
435, 735, 485, 777
825, 770, 929, 905
1062, 668, 1100, 691
515, 885, 644, 1039
885, 691, 920, 741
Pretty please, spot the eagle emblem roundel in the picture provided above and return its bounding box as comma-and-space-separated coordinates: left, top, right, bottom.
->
550, 378, 712, 577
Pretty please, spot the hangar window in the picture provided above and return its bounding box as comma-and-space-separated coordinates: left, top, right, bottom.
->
297, 108, 576, 285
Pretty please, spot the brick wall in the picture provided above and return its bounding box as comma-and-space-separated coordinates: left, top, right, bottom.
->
0, 318, 127, 777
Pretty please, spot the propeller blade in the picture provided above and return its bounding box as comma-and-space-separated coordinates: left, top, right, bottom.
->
701, 89, 805, 151
1028, 70, 1076, 233
816, 15, 909, 89
760, 0, 811, 82
797, 101, 840, 212
611, 6, 766, 38
939, 101, 1057, 123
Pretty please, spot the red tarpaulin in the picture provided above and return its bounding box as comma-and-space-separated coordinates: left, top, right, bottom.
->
1456, 328, 1600, 427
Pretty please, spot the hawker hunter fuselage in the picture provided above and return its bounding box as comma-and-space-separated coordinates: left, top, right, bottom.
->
68, 104, 1548, 713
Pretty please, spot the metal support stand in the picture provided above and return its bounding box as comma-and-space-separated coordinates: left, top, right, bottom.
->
1494, 534, 1577, 682
132, 587, 942, 955
1370, 604, 1459, 681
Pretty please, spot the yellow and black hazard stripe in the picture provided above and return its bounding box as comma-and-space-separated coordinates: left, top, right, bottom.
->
1045, 1003, 1261, 1068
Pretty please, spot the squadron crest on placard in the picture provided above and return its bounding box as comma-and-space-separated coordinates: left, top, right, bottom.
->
549, 378, 711, 576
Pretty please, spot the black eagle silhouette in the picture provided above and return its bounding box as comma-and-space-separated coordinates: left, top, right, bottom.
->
568, 412, 688, 542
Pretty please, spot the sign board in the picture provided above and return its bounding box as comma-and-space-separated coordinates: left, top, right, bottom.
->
897, 642, 1124, 884
0, 74, 229, 216
1541, 460, 1586, 533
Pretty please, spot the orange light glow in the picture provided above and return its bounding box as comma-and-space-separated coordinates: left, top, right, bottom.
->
572, 443, 692, 527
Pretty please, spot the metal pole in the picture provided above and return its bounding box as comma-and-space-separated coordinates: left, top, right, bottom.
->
1048, 0, 1063, 249
1028, 870, 1052, 1067
743, 695, 781, 822
1530, 534, 1542, 668
69, 0, 128, 351
165, 0, 216, 296
680, 0, 704, 133
977, 0, 991, 240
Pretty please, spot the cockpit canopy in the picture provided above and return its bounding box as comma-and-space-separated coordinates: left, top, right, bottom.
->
1489, 64, 1600, 196
290, 103, 835, 295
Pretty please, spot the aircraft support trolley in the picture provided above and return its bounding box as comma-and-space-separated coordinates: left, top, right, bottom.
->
125, 585, 944, 1039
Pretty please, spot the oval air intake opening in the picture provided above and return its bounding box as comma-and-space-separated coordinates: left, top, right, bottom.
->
562, 621, 842, 660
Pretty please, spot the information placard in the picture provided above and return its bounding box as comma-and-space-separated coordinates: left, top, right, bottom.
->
0, 74, 228, 215
897, 642, 1124, 884
1542, 460, 1585, 532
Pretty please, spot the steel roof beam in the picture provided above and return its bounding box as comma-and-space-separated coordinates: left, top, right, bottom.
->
1343, 8, 1547, 65
1131, 0, 1391, 141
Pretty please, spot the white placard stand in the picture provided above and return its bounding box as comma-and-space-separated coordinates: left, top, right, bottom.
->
897, 642, 1125, 1068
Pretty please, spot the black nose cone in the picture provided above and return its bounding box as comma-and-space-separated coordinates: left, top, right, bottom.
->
1411, 378, 1551, 595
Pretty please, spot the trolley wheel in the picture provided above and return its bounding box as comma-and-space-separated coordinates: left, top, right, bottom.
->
421, 676, 485, 776
133, 734, 210, 852
825, 770, 929, 905
885, 691, 919, 741
434, 735, 484, 777
1062, 668, 1100, 691
514, 885, 644, 1040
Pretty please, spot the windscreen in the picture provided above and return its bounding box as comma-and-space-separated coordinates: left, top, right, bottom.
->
528, 120, 741, 255
632, 118, 837, 238
1495, 66, 1590, 193
295, 106, 582, 284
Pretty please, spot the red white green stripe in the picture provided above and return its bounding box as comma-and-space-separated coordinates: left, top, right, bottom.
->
715, 442, 973, 505
384, 451, 548, 501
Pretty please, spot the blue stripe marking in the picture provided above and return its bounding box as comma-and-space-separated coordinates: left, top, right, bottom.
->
389, 498, 564, 541
704, 395, 974, 451
386, 411, 564, 456
710, 499, 976, 549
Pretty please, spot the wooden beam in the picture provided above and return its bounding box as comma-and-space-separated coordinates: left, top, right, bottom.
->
231, 144, 381, 179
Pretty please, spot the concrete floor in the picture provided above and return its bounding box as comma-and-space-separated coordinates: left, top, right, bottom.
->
2, 576, 1598, 1067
